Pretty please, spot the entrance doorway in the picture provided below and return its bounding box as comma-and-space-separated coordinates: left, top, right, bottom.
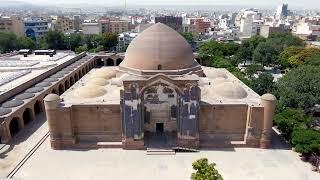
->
156, 123, 164, 133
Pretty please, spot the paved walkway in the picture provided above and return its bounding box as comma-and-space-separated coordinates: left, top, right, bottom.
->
0, 113, 48, 178
13, 131, 320, 180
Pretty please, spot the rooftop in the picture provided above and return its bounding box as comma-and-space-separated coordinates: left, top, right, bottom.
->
0, 52, 75, 95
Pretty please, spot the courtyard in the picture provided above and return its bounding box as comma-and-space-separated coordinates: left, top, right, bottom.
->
7, 130, 320, 180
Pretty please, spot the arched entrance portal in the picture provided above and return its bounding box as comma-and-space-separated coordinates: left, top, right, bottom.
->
23, 108, 33, 125
141, 83, 178, 148
9, 117, 20, 137
106, 58, 114, 66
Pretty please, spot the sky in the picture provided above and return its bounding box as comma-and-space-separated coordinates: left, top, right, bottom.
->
9, 0, 319, 8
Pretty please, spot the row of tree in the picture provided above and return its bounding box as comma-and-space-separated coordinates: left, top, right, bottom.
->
0, 31, 119, 54
196, 33, 320, 157
0, 32, 36, 53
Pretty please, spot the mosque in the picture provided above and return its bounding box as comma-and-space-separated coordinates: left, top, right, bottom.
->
44, 23, 276, 150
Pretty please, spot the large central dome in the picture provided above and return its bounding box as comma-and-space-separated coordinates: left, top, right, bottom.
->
120, 23, 196, 71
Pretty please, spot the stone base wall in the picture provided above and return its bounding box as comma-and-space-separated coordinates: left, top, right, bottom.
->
122, 138, 145, 150
176, 138, 199, 149
50, 138, 76, 150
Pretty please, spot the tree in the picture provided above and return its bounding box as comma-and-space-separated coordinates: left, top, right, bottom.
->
251, 72, 274, 95
199, 41, 225, 62
17, 36, 36, 50
223, 42, 239, 56
100, 32, 118, 51
269, 32, 304, 51
274, 108, 311, 140
245, 64, 263, 78
252, 41, 278, 66
0, 32, 18, 53
191, 158, 223, 180
75, 45, 88, 54
305, 54, 320, 66
288, 48, 320, 67
291, 129, 320, 156
278, 46, 304, 69
233, 36, 265, 66
230, 69, 252, 87
274, 65, 320, 110
45, 30, 66, 50
69, 33, 83, 51
212, 56, 233, 69
180, 32, 194, 44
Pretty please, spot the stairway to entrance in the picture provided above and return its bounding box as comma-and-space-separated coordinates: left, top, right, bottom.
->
145, 132, 176, 155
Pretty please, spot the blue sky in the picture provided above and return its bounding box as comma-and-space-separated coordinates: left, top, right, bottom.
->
15, 0, 317, 8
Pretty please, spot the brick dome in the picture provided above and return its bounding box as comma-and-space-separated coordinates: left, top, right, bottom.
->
120, 23, 196, 70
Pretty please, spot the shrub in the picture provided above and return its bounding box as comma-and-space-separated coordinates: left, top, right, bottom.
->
291, 129, 320, 156
191, 158, 223, 180
273, 108, 311, 140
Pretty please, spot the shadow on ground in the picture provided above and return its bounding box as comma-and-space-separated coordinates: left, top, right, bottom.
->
0, 113, 46, 158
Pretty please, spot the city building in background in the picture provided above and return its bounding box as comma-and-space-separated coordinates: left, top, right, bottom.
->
276, 4, 289, 20
0, 16, 24, 36
51, 16, 74, 34
24, 18, 49, 39
155, 16, 183, 32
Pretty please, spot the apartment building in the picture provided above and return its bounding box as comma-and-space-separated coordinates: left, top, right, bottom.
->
0, 16, 24, 36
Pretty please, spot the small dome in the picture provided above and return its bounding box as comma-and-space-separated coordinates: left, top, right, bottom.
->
2, 100, 24, 108
120, 23, 196, 70
44, 94, 60, 102
87, 78, 109, 86
26, 87, 44, 93
91, 68, 116, 80
212, 77, 229, 85
0, 108, 12, 116
35, 82, 52, 88
74, 84, 107, 98
44, 78, 59, 83
205, 69, 227, 79
15, 93, 35, 100
51, 73, 64, 79
214, 82, 247, 99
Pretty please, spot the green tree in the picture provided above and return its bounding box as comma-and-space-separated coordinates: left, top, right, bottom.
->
288, 48, 320, 67
0, 32, 18, 53
180, 32, 194, 44
69, 33, 83, 51
230, 69, 252, 87
278, 46, 304, 69
191, 158, 223, 180
212, 57, 233, 69
45, 30, 66, 50
245, 64, 263, 78
100, 32, 118, 51
305, 54, 320, 66
234, 36, 265, 66
199, 41, 225, 62
268, 32, 304, 54
274, 65, 320, 110
251, 72, 274, 95
274, 108, 311, 140
17, 36, 36, 50
75, 45, 88, 54
291, 129, 320, 156
252, 41, 278, 66
223, 42, 239, 56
